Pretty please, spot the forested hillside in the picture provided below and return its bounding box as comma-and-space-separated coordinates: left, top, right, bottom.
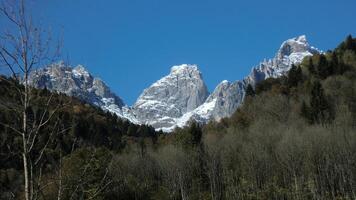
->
104, 35, 356, 199
197, 35, 356, 199
1, 36, 356, 199
0, 78, 158, 199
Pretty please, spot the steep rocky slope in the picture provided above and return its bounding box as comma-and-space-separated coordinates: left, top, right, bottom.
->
28, 62, 139, 123
161, 35, 320, 131
29, 35, 320, 131
132, 64, 209, 129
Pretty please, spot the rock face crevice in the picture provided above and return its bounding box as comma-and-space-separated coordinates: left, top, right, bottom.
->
29, 35, 321, 132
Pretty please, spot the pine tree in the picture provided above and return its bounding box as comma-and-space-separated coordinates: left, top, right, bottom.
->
300, 101, 312, 123
189, 122, 203, 146
345, 34, 354, 50
307, 58, 316, 75
138, 138, 146, 157
316, 54, 331, 79
309, 81, 332, 124
127, 124, 137, 136
287, 64, 303, 88
330, 52, 338, 73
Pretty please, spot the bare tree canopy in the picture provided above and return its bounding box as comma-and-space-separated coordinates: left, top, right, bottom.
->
0, 0, 62, 79
0, 1, 63, 199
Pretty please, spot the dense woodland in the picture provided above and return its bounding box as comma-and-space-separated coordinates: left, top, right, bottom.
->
0, 77, 159, 199
1, 35, 356, 199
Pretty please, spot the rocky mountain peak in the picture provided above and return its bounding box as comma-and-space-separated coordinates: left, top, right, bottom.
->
219, 80, 230, 85
72, 65, 91, 78
29, 62, 129, 116
133, 64, 209, 129
245, 35, 321, 86
170, 64, 199, 75
296, 35, 307, 43
27, 36, 321, 132
277, 35, 319, 58
168, 35, 321, 131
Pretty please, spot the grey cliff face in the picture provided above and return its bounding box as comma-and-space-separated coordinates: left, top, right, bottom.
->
207, 80, 246, 120
29, 62, 125, 109
245, 35, 320, 85
27, 35, 321, 132
132, 64, 209, 128
177, 35, 321, 130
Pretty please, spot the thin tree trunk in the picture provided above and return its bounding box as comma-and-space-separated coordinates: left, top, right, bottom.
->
294, 172, 299, 200
23, 69, 30, 200
22, 142, 30, 200
57, 151, 62, 200
23, 108, 30, 200
179, 172, 187, 200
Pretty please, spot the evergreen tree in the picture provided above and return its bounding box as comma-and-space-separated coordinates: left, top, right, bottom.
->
138, 138, 146, 157
300, 101, 312, 123
309, 81, 332, 124
307, 57, 316, 75
330, 52, 339, 74
127, 124, 137, 136
338, 35, 355, 52
189, 122, 203, 146
287, 64, 303, 88
345, 34, 355, 51
316, 54, 332, 79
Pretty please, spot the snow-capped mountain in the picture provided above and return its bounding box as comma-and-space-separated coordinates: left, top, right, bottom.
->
245, 35, 320, 85
198, 80, 246, 121
28, 35, 320, 132
157, 80, 244, 130
132, 64, 209, 129
157, 35, 321, 131
28, 62, 139, 123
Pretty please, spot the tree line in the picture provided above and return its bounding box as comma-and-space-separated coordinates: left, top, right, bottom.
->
1, 1, 356, 199
2, 34, 355, 199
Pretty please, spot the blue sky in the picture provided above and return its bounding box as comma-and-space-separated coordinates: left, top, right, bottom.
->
27, 0, 356, 105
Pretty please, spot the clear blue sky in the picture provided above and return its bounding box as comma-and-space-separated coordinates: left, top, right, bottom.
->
28, 0, 356, 105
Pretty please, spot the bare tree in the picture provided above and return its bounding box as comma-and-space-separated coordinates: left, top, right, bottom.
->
156, 145, 193, 200
0, 0, 62, 199
206, 145, 224, 200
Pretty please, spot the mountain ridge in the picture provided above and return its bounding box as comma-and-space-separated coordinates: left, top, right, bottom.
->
156, 35, 321, 131
28, 35, 321, 132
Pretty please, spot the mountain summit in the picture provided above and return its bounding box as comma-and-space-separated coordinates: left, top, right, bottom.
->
246, 35, 320, 85
29, 36, 320, 132
132, 64, 209, 129
158, 35, 321, 131
28, 62, 139, 123
29, 62, 124, 108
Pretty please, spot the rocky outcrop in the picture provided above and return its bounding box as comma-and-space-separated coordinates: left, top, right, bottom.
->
163, 35, 321, 131
28, 62, 139, 122
245, 35, 320, 85
132, 64, 209, 129
28, 35, 321, 132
